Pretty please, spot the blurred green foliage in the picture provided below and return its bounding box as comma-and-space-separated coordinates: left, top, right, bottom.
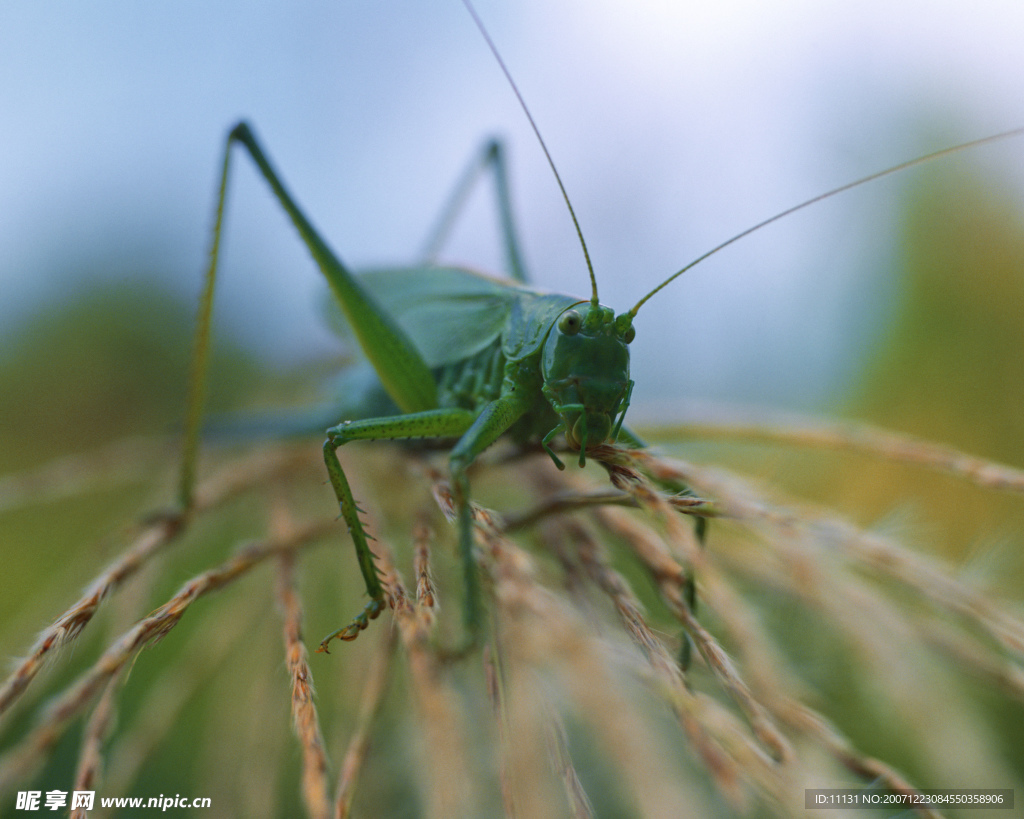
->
846, 169, 1024, 555
0, 276, 261, 473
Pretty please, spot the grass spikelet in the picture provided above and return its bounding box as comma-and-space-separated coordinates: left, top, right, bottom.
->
1, 423, 1022, 816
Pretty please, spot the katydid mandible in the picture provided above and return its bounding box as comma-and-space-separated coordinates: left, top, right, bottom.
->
176, 4, 1024, 656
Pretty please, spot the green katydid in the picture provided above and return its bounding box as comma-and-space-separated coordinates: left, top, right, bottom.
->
176, 2, 1024, 657
184, 119, 645, 654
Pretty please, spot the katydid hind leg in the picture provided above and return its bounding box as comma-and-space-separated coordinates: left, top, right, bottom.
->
178, 136, 233, 511
419, 138, 530, 284
230, 122, 439, 415
180, 121, 441, 510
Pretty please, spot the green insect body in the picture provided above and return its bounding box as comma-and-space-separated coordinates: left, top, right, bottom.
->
317, 270, 638, 650
178, 18, 1024, 659
183, 121, 647, 655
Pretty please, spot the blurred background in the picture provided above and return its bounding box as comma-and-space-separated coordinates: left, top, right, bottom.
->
3, 0, 1024, 406
2, 0, 1024, 816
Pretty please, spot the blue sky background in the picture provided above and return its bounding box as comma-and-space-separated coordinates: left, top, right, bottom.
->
2, 0, 1024, 412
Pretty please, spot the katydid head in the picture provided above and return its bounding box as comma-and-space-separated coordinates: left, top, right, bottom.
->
541, 303, 635, 462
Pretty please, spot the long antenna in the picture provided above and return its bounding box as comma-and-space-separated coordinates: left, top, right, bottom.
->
628, 126, 1024, 317
461, 0, 599, 305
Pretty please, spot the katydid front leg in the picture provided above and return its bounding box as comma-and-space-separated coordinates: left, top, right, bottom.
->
680, 515, 706, 671
445, 391, 534, 651
316, 408, 476, 653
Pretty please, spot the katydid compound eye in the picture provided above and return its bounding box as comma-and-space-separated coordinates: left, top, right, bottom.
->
624, 325, 636, 344
558, 310, 581, 335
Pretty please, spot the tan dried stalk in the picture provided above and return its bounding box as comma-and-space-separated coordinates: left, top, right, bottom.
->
374, 527, 478, 819
0, 515, 334, 792
657, 411, 1024, 495
635, 449, 1024, 661
0, 443, 311, 718
334, 624, 397, 819
276, 552, 331, 819
68, 672, 120, 819
3, 412, 1022, 818
469, 497, 726, 819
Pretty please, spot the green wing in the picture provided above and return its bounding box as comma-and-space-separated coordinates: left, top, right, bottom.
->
322, 265, 530, 367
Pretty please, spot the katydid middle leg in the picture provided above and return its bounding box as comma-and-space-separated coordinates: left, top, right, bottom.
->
318, 392, 529, 653
317, 407, 477, 652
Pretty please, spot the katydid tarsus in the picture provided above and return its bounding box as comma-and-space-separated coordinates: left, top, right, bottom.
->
175, 2, 1024, 657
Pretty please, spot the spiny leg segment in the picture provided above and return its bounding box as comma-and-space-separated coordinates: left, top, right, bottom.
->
316, 409, 478, 652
